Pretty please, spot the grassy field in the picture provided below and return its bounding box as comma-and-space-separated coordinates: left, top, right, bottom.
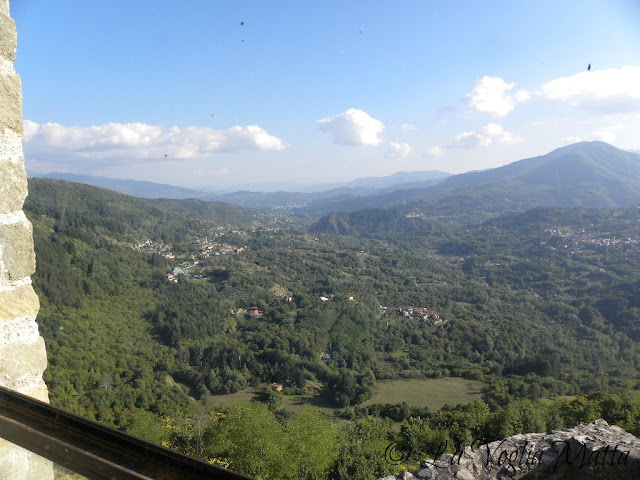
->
204, 381, 338, 415
203, 377, 484, 415
205, 388, 259, 409
360, 377, 484, 410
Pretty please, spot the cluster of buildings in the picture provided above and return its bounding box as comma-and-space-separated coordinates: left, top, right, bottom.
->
159, 236, 248, 283
544, 229, 640, 254
228, 307, 263, 318
319, 294, 356, 302
131, 239, 174, 257
165, 273, 179, 283
573, 233, 638, 250
393, 306, 442, 322
192, 237, 245, 258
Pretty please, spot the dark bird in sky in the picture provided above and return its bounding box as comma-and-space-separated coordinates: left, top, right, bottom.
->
240, 21, 244, 26
588, 64, 591, 71
164, 154, 168, 157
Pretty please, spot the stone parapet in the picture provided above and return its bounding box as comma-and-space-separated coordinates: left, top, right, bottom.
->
0, 0, 53, 477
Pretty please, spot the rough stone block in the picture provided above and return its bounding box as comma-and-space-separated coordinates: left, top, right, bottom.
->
19, 379, 50, 403
0, 0, 8, 16
0, 285, 39, 324
0, 72, 22, 135
0, 12, 17, 62
0, 337, 48, 386
0, 219, 36, 280
0, 129, 24, 160
0, 159, 27, 214
0, 442, 54, 480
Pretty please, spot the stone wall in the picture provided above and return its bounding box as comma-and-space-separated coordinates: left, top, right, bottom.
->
0, 0, 52, 478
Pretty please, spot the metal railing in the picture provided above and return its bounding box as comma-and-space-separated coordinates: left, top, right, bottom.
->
0, 385, 253, 480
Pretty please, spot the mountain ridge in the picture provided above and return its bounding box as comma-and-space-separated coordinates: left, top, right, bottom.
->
31, 170, 452, 207
311, 141, 640, 233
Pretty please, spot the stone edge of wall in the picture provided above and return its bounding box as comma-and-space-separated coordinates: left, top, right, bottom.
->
0, 0, 48, 403
0, 2, 53, 478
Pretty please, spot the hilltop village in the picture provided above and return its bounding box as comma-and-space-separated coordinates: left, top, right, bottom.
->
544, 228, 640, 256
132, 235, 247, 282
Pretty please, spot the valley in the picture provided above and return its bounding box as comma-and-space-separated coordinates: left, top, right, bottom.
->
24, 141, 640, 479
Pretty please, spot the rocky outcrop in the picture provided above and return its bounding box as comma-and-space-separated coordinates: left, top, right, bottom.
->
0, 0, 52, 478
382, 419, 640, 480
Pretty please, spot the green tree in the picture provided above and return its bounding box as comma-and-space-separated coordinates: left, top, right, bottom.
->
287, 407, 343, 480
332, 417, 398, 480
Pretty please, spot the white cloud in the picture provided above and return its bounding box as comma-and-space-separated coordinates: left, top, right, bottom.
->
386, 141, 412, 159
541, 65, 640, 114
562, 136, 584, 145
450, 123, 520, 149
466, 76, 516, 117
22, 120, 286, 163
425, 146, 444, 158
401, 123, 418, 132
592, 126, 618, 143
317, 108, 384, 146
514, 90, 532, 102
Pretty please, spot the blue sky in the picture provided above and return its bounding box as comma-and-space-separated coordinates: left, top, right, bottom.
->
12, 0, 640, 190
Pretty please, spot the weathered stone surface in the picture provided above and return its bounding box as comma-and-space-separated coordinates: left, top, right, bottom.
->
0, 129, 25, 160
0, 72, 22, 134
0, 442, 54, 480
0, 337, 48, 387
0, 218, 36, 280
19, 379, 50, 403
0, 1, 52, 477
0, 12, 17, 62
383, 420, 640, 480
0, 284, 39, 324
0, 159, 27, 214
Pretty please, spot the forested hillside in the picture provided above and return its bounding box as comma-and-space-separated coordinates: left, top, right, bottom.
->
25, 178, 640, 479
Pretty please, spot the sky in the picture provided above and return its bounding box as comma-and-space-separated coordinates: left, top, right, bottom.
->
12, 0, 640, 191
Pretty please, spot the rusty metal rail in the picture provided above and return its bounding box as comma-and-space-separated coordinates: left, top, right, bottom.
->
0, 385, 253, 480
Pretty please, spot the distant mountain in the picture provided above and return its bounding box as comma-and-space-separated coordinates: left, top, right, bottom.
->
437, 141, 640, 194
31, 170, 452, 211
419, 141, 640, 210
223, 170, 452, 193
202, 171, 451, 209
337, 170, 450, 189
311, 141, 640, 233
33, 172, 214, 200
